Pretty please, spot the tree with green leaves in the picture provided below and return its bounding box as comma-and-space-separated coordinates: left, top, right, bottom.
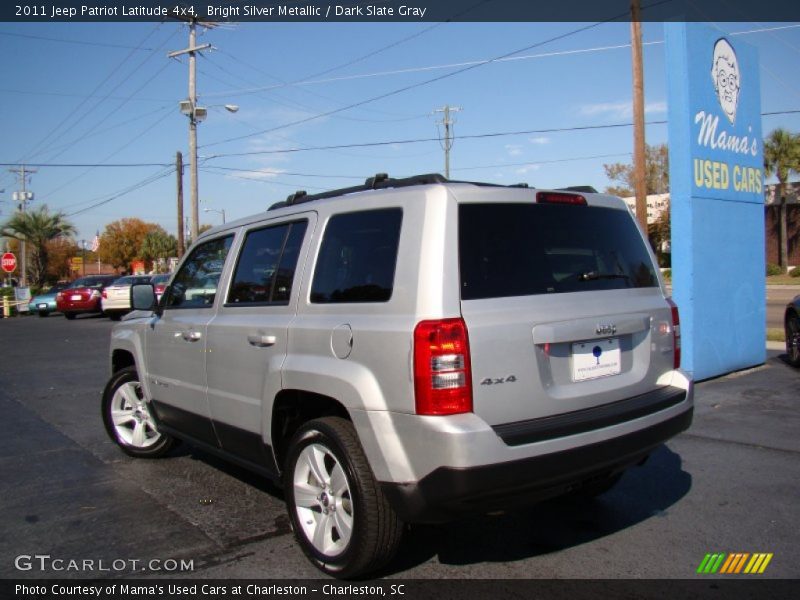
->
603, 143, 670, 197
140, 229, 177, 272
1, 205, 76, 287
763, 128, 800, 271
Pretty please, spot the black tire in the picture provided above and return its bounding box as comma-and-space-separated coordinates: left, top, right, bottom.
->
107, 312, 122, 321
38, 310, 49, 318
284, 417, 403, 579
64, 312, 76, 320
101, 366, 176, 458
786, 311, 800, 367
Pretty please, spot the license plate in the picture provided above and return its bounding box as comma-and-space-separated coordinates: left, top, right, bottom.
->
38, 303, 48, 309
571, 338, 621, 382
70, 294, 82, 301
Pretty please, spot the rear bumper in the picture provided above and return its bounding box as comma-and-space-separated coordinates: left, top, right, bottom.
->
381, 406, 692, 523
57, 299, 101, 313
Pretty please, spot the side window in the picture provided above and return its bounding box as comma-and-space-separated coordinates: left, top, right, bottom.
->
310, 208, 402, 304
164, 235, 233, 309
227, 220, 308, 305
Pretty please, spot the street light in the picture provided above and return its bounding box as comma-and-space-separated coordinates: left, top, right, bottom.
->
178, 100, 239, 242
203, 207, 226, 224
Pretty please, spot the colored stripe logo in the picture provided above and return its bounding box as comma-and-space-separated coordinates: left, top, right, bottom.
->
697, 553, 773, 574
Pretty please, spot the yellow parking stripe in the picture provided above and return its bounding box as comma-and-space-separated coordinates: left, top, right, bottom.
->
757, 553, 773, 574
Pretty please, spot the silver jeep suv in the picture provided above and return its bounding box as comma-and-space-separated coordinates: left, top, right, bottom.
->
103, 173, 692, 578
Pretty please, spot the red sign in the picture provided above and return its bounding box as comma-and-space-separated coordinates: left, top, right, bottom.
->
1, 252, 17, 273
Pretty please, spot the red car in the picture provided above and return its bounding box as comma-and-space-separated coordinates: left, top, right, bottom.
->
56, 275, 118, 320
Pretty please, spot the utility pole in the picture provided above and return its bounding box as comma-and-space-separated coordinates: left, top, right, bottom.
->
9, 165, 37, 287
434, 105, 462, 179
630, 0, 648, 232
176, 151, 185, 257
169, 18, 212, 244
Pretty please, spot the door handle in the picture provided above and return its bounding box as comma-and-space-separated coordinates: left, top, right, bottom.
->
247, 334, 277, 347
182, 331, 202, 342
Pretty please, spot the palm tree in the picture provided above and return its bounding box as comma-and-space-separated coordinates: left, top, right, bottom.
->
763, 128, 800, 271
1, 205, 76, 287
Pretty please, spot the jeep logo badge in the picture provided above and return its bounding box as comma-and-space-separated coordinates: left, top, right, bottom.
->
596, 323, 617, 335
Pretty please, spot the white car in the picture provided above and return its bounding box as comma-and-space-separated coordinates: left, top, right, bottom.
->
101, 275, 153, 320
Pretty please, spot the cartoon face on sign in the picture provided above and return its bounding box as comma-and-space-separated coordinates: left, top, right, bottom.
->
711, 38, 740, 124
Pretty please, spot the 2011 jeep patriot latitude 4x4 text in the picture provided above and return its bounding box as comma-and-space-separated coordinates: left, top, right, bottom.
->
103, 174, 692, 578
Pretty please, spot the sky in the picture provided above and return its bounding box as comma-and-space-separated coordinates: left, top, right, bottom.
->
1, 17, 799, 242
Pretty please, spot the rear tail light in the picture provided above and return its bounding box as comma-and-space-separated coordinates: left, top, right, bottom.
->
536, 191, 587, 205
102, 290, 107, 299
414, 318, 473, 415
667, 298, 681, 369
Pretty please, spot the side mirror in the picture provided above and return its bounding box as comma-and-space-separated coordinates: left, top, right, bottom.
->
130, 283, 159, 314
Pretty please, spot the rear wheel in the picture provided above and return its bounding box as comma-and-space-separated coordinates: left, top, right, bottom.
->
64, 312, 76, 320
101, 366, 176, 458
38, 310, 49, 318
107, 312, 122, 321
284, 417, 403, 578
786, 311, 800, 367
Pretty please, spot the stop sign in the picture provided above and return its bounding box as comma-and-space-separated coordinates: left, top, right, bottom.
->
1, 252, 17, 273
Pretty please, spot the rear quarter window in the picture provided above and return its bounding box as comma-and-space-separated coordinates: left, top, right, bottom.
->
459, 203, 658, 300
311, 208, 402, 303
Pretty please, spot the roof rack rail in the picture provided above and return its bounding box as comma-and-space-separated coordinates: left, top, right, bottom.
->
557, 185, 598, 193
268, 173, 448, 211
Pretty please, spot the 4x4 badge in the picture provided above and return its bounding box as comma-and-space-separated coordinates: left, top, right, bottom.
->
481, 375, 517, 385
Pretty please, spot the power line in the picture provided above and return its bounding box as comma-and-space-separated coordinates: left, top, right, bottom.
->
0, 30, 156, 51
0, 162, 172, 168
2, 109, 795, 170
206, 108, 800, 159
65, 167, 175, 216
12, 24, 166, 167
209, 121, 668, 157
202, 24, 800, 99
201, 8, 653, 149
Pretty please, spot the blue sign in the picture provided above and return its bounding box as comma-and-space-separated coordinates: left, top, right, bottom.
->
666, 23, 765, 380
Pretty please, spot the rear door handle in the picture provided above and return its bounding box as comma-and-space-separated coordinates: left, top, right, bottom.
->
182, 331, 202, 342
247, 334, 277, 347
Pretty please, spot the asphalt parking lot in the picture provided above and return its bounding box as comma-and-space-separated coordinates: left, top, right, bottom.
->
0, 314, 798, 581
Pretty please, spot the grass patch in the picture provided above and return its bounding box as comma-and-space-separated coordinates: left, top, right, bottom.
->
766, 274, 800, 285
767, 328, 786, 342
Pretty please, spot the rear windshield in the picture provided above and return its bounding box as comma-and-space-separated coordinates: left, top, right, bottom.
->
459, 203, 658, 300
68, 276, 114, 289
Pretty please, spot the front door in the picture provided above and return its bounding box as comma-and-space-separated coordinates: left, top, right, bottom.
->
145, 234, 234, 446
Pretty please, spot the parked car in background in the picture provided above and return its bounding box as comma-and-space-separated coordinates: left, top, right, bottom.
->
28, 283, 69, 317
56, 275, 117, 320
150, 273, 172, 303
786, 295, 800, 367
102, 275, 153, 320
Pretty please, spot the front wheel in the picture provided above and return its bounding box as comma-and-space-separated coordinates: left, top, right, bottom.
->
38, 310, 49, 318
284, 417, 403, 579
64, 312, 76, 320
101, 366, 176, 458
786, 312, 800, 367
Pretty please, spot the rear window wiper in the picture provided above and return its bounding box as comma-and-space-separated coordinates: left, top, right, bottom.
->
577, 271, 630, 282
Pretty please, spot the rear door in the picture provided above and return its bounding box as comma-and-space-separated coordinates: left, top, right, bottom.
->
458, 198, 675, 426
205, 215, 314, 467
